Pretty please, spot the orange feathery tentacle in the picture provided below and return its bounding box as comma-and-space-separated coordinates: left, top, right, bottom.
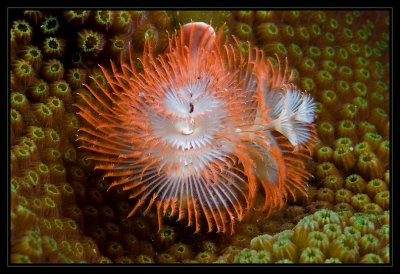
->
76, 21, 316, 234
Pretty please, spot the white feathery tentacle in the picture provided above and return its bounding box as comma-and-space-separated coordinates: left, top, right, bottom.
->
264, 87, 315, 147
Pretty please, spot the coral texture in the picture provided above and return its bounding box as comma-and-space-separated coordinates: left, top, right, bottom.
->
9, 10, 390, 264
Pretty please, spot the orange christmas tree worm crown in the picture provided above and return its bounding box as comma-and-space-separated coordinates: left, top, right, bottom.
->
76, 22, 317, 234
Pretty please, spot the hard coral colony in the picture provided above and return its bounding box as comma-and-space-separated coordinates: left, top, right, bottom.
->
76, 22, 317, 234
10, 10, 390, 264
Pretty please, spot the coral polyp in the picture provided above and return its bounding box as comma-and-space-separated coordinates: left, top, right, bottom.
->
76, 22, 316, 234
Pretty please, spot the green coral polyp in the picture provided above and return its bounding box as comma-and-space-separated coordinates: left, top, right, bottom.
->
46, 97, 64, 119
13, 20, 32, 42
315, 146, 333, 163
300, 58, 316, 74
42, 59, 64, 82
66, 68, 86, 90
94, 10, 113, 29
363, 132, 383, 149
321, 89, 337, 107
233, 248, 272, 263
317, 188, 334, 203
280, 25, 295, 41
340, 102, 359, 120
317, 122, 334, 142
338, 65, 353, 81
41, 16, 60, 34
23, 46, 42, 69
78, 30, 104, 55
238, 41, 249, 54
43, 37, 65, 57
360, 253, 383, 264
352, 81, 368, 97
265, 43, 287, 57
13, 59, 34, 85
116, 11, 130, 25
370, 108, 388, 129
28, 79, 49, 102
111, 38, 126, 52
323, 32, 335, 44
272, 239, 298, 262
369, 92, 385, 108
335, 189, 353, 204
377, 140, 389, 162
321, 60, 337, 74
322, 175, 344, 191
316, 162, 339, 181
338, 28, 353, 42
307, 46, 321, 59
27, 126, 45, 145
315, 70, 333, 88
11, 109, 24, 140
358, 121, 376, 136
11, 92, 29, 113
329, 235, 360, 263
257, 22, 280, 43
350, 216, 375, 236
295, 26, 310, 43
64, 10, 90, 24
346, 43, 361, 57
336, 47, 349, 62
321, 46, 335, 60
328, 18, 339, 31
356, 29, 368, 42
376, 79, 389, 96
337, 120, 356, 139
345, 174, 366, 193
335, 80, 351, 98
236, 22, 253, 38
308, 24, 321, 39
355, 68, 371, 83
323, 223, 342, 242
33, 103, 53, 126
50, 80, 72, 102
25, 170, 39, 189
352, 96, 368, 115
366, 179, 387, 198
353, 56, 369, 69
299, 247, 325, 263
288, 43, 303, 62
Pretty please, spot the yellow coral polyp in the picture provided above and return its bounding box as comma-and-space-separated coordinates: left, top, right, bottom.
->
356, 152, 384, 180
299, 247, 325, 263
349, 215, 375, 235
250, 233, 273, 252
329, 235, 360, 263
374, 190, 389, 210
312, 209, 341, 227
12, 230, 43, 262
359, 233, 381, 255
306, 231, 330, 253
322, 223, 342, 241
292, 216, 320, 248
359, 253, 384, 264
272, 239, 298, 262
335, 189, 354, 204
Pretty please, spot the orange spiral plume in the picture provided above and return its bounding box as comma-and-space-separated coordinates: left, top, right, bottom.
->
76, 22, 317, 234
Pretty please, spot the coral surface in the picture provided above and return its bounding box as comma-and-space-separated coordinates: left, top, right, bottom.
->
9, 10, 390, 264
